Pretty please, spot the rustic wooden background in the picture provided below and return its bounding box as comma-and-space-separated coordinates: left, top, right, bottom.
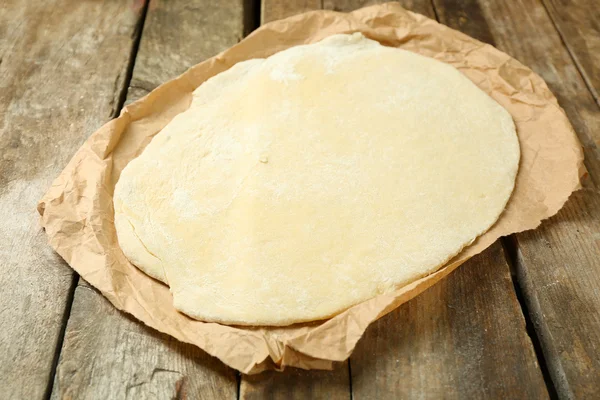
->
1, 0, 599, 398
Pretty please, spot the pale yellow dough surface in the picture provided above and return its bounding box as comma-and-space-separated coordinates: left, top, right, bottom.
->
114, 33, 519, 326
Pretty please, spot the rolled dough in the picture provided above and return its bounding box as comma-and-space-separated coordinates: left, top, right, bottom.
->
114, 33, 519, 326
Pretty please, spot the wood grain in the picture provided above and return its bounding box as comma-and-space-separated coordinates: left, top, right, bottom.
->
541, 0, 600, 104
0, 1, 144, 398
51, 282, 236, 400
351, 243, 547, 399
127, 0, 247, 102
515, 189, 600, 399
430, 0, 495, 46
51, 1, 246, 398
240, 367, 350, 400
262, 0, 321, 23
432, 0, 600, 397
323, 0, 434, 16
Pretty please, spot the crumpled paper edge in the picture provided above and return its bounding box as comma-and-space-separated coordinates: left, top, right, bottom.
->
38, 2, 584, 374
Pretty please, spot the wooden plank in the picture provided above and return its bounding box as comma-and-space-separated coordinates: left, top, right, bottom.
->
351, 243, 548, 399
50, 1, 246, 398
126, 0, 248, 102
323, 0, 435, 16
430, 0, 495, 46
52, 282, 236, 400
431, 0, 600, 397
262, 0, 321, 23
0, 1, 145, 398
323, 1, 547, 398
237, 2, 353, 398
515, 189, 600, 399
541, 0, 600, 104
246, 1, 546, 399
240, 368, 350, 400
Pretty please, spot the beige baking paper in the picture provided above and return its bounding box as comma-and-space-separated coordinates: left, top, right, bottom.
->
38, 2, 584, 374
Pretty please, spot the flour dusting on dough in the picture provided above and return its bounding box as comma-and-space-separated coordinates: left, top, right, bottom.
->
171, 188, 200, 220
269, 63, 304, 83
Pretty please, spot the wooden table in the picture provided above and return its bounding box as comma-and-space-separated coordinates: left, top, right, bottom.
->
1, 0, 599, 398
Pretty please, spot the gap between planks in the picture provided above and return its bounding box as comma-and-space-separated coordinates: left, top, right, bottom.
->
438, 0, 600, 397
241, 4, 264, 400
42, 274, 78, 400
538, 0, 600, 108
113, 0, 151, 119
43, 1, 151, 399
501, 237, 559, 399
252, 1, 547, 399
428, 0, 564, 395
49, 0, 258, 397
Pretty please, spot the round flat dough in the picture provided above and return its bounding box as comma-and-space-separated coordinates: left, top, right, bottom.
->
114, 33, 519, 326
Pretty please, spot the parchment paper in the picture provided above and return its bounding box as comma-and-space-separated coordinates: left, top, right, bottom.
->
38, 3, 584, 374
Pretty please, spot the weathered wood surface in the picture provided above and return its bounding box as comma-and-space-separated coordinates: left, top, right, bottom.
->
323, 0, 434, 15
241, 367, 350, 400
262, 0, 321, 23
351, 242, 547, 399
515, 189, 600, 399
51, 282, 236, 400
0, 1, 144, 398
431, 0, 600, 397
3, 0, 599, 398
245, 1, 548, 399
541, 0, 600, 104
126, 0, 247, 103
50, 1, 246, 398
